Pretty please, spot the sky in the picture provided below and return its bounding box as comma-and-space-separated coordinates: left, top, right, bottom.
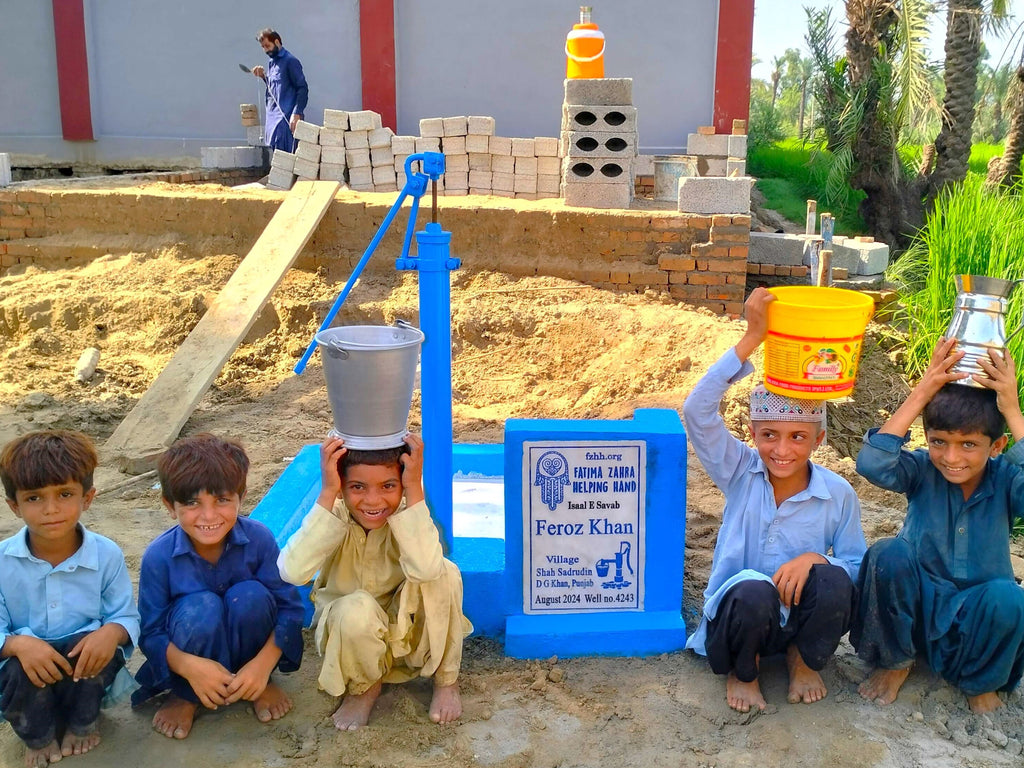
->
751, 0, 1021, 82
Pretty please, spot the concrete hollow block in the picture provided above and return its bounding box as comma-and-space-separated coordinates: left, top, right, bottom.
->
686, 133, 730, 157
537, 156, 561, 176
293, 120, 321, 144
442, 135, 467, 155
368, 127, 394, 148
563, 77, 633, 107
292, 156, 319, 179
319, 128, 345, 147
245, 125, 264, 146
372, 166, 396, 185
391, 135, 416, 155
514, 156, 538, 175
415, 136, 441, 152
677, 176, 753, 215
562, 182, 632, 209
533, 136, 560, 157
345, 148, 371, 168
344, 130, 369, 149
468, 153, 491, 171
266, 167, 296, 190
728, 134, 748, 158
563, 157, 633, 183
348, 166, 373, 186
442, 116, 468, 136
419, 117, 444, 138
749, 232, 806, 266
467, 116, 496, 135
511, 138, 536, 157
319, 163, 347, 182
491, 155, 515, 174
320, 146, 347, 166
562, 105, 638, 133
370, 147, 394, 167
489, 136, 513, 155
323, 109, 349, 130
349, 110, 382, 131
295, 142, 322, 163
271, 150, 296, 173
465, 134, 490, 153
0, 153, 12, 187
562, 131, 637, 158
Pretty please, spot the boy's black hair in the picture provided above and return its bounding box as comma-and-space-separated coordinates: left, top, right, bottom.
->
158, 433, 249, 504
0, 430, 99, 499
338, 444, 410, 479
922, 383, 1005, 442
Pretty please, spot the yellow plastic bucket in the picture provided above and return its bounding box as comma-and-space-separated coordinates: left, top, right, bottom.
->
566, 24, 605, 79
764, 286, 875, 399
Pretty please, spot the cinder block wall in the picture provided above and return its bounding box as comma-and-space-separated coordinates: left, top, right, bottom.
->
0, 187, 749, 316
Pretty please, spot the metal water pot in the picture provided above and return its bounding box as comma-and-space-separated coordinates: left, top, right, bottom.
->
944, 274, 1023, 386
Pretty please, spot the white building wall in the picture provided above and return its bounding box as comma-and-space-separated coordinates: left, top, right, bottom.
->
0, 0, 716, 167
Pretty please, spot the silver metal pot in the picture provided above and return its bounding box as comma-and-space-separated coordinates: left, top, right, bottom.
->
315, 321, 424, 448
944, 275, 1023, 386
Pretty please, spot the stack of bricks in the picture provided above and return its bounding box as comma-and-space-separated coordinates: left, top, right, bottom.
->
267, 148, 296, 191
0, 154, 10, 188
414, 116, 559, 199
317, 109, 349, 184
341, 110, 396, 193
657, 214, 751, 315
560, 78, 637, 209
685, 120, 747, 177
240, 104, 262, 147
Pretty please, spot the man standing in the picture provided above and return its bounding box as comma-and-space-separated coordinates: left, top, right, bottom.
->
251, 28, 308, 152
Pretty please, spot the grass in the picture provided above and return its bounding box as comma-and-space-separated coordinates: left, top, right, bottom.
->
887, 174, 1024, 390
747, 139, 866, 234
749, 139, 1007, 235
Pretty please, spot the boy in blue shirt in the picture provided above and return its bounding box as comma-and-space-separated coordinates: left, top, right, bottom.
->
683, 287, 866, 713
0, 430, 140, 768
853, 337, 1024, 713
133, 434, 304, 739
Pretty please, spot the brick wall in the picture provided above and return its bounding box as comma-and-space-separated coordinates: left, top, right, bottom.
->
0, 184, 750, 316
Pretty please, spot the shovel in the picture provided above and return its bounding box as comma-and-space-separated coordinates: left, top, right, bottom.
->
239, 63, 290, 130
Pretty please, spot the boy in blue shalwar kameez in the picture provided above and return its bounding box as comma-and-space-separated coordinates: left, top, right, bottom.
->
683, 287, 866, 713
853, 337, 1024, 713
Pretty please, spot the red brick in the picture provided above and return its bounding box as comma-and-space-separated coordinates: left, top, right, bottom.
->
45, 205, 61, 218
709, 225, 749, 243
726, 274, 747, 285
693, 300, 727, 314
832, 267, 848, 279
711, 215, 732, 227
683, 215, 712, 228
725, 301, 744, 315
629, 269, 669, 285
729, 246, 749, 259
660, 231, 680, 242
691, 243, 730, 258
1, 254, 17, 267
658, 255, 696, 271
731, 215, 752, 228
25, 204, 45, 218
584, 269, 611, 282
668, 271, 691, 284
651, 216, 688, 230
775, 266, 792, 277
11, 204, 28, 216
669, 284, 708, 301
0, 216, 31, 230
16, 191, 51, 204
609, 270, 631, 284
626, 231, 644, 242
688, 272, 726, 286
747, 262, 760, 274
759, 264, 777, 276
707, 286, 743, 301
24, 228, 48, 238
703, 258, 747, 274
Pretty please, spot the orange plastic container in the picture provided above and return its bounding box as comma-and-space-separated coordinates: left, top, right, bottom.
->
566, 7, 605, 79
763, 286, 875, 399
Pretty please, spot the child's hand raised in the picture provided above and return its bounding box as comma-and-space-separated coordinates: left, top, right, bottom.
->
316, 437, 347, 511
734, 287, 776, 363
976, 348, 1024, 441
917, 337, 969, 397
401, 433, 425, 506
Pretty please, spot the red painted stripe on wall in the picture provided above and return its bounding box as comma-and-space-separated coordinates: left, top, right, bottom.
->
360, 0, 397, 130
713, 0, 754, 134
52, 0, 94, 141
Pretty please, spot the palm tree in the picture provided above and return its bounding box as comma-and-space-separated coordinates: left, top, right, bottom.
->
770, 56, 784, 111
998, 65, 1024, 186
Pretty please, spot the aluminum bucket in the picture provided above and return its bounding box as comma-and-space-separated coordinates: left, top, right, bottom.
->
315, 322, 424, 449
945, 275, 1024, 387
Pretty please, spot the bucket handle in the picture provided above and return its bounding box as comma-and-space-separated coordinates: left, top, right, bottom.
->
326, 337, 350, 359
565, 40, 606, 63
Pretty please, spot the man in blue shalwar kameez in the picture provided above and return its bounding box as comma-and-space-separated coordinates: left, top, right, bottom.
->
251, 28, 308, 153
853, 337, 1024, 714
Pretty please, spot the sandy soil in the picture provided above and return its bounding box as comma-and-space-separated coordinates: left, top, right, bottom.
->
1, 244, 1023, 767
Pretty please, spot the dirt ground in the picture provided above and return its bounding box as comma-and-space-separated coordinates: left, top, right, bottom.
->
1, 237, 1024, 767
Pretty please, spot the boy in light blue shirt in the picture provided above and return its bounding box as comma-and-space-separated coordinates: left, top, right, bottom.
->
683, 287, 866, 712
0, 430, 140, 768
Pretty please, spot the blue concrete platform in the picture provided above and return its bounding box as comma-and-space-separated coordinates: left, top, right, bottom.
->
250, 442, 507, 635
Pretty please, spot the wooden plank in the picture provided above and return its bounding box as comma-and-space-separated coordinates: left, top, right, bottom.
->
104, 180, 340, 472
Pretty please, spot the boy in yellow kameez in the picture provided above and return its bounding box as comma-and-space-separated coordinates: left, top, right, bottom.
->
277, 434, 471, 730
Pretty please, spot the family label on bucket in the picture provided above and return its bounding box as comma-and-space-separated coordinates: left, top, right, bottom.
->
763, 286, 875, 399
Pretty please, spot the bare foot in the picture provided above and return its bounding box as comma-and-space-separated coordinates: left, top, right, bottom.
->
726, 671, 766, 713
786, 645, 827, 704
429, 681, 462, 724
858, 666, 911, 706
60, 728, 101, 757
253, 681, 293, 723
152, 695, 198, 739
331, 680, 382, 731
24, 741, 62, 767
967, 691, 1003, 713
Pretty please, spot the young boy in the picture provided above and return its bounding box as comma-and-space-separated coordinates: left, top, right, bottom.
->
853, 337, 1024, 713
0, 430, 140, 768
133, 433, 304, 739
277, 433, 472, 730
682, 287, 866, 712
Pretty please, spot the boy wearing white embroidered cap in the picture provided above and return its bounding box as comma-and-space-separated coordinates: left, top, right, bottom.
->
682, 287, 866, 713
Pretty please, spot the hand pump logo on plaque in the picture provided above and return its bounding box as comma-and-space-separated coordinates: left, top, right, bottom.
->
523, 441, 645, 613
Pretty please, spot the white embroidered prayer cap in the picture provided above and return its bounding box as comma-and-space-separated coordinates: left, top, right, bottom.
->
749, 384, 825, 423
